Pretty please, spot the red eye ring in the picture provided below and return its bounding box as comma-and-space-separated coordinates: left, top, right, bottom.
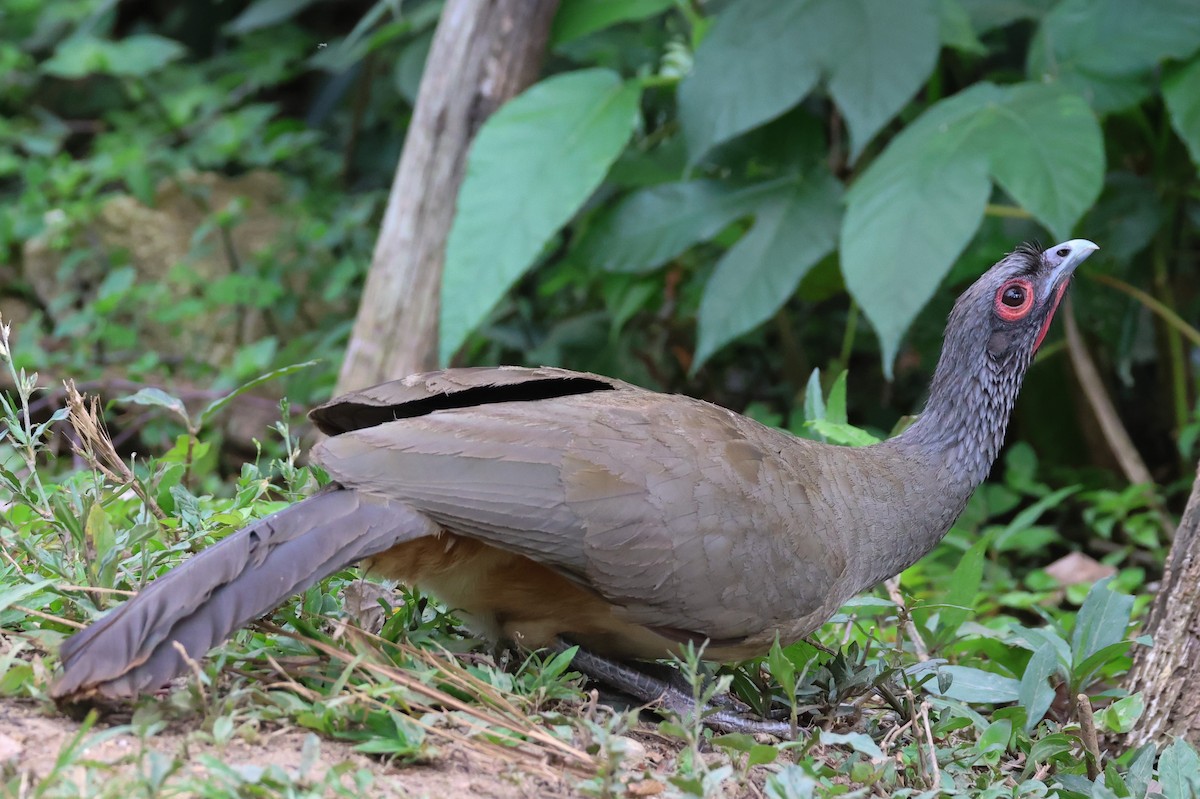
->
995, 278, 1034, 321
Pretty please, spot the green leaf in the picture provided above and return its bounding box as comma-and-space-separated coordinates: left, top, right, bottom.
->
1164, 57, 1200, 170
198, 360, 319, 429
551, 0, 675, 45
1071, 577, 1134, 666
825, 372, 849, 425
1071, 640, 1135, 694
993, 485, 1079, 551
1028, 0, 1200, 113
842, 82, 1103, 374
1018, 643, 1059, 731
0, 578, 52, 615
818, 731, 884, 760
939, 0, 987, 54
694, 172, 841, 368
1159, 738, 1200, 799
803, 369, 826, 429
1098, 693, 1144, 734
1027, 732, 1074, 768
678, 0, 939, 162
977, 718, 1012, 763
1123, 743, 1156, 799
43, 35, 186, 79
1010, 624, 1073, 668
119, 387, 190, 425
575, 178, 789, 274
942, 535, 989, 638
441, 69, 641, 362
226, 0, 320, 34
929, 665, 1020, 703
805, 419, 881, 447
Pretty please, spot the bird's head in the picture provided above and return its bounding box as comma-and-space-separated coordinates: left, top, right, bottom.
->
901, 238, 1098, 482
944, 239, 1098, 372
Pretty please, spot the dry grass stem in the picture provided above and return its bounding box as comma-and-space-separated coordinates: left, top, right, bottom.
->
258, 622, 595, 771
12, 604, 84, 629
64, 381, 167, 521
918, 701, 940, 790
173, 640, 208, 703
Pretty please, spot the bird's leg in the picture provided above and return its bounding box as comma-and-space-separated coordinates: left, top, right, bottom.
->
552, 641, 794, 738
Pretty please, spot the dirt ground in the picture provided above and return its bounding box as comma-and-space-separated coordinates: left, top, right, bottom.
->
0, 698, 594, 797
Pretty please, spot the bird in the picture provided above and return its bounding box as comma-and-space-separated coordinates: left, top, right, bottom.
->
52, 239, 1097, 728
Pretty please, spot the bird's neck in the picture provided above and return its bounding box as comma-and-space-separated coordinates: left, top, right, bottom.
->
889, 339, 1031, 490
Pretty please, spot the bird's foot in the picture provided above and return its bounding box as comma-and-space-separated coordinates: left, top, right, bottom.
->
553, 641, 795, 738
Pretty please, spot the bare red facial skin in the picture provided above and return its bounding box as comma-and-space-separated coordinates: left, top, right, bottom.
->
1033, 281, 1070, 353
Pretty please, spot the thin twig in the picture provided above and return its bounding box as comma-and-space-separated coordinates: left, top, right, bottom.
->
885, 577, 930, 662
173, 641, 208, 703
12, 604, 85, 629
1062, 299, 1176, 539
55, 584, 137, 597
1077, 693, 1102, 780
919, 701, 941, 790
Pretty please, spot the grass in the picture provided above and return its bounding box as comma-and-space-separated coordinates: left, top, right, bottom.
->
0, 314, 1196, 798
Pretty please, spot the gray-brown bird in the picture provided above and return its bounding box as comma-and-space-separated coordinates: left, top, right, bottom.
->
52, 239, 1097, 727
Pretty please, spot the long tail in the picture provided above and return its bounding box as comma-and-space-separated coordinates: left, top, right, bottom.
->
52, 487, 438, 701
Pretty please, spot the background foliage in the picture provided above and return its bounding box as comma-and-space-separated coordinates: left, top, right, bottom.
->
2, 0, 1200, 795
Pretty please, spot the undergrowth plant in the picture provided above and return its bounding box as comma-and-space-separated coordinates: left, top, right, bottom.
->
4, 329, 1200, 797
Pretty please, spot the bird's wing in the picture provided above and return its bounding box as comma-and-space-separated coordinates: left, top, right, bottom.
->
310, 365, 635, 436
312, 386, 846, 641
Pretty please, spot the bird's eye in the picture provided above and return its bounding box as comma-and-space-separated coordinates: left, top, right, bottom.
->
994, 279, 1034, 320
1002, 286, 1026, 307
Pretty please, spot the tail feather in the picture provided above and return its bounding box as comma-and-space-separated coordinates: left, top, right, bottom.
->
53, 488, 438, 700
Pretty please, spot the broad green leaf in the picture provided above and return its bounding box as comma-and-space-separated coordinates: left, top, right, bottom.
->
43, 35, 185, 79
1071, 577, 1134, 665
805, 419, 881, 447
1125, 743, 1156, 799
226, 0, 320, 34
1098, 693, 1144, 734
818, 731, 884, 760
929, 665, 1020, 703
1071, 640, 1135, 693
1164, 57, 1200, 170
933, 534, 989, 643
1018, 643, 1059, 731
0, 578, 52, 614
1027, 732, 1074, 767
1159, 738, 1200, 799
939, 0, 986, 54
843, 155, 989, 374
842, 82, 1103, 373
1028, 0, 1200, 113
575, 178, 790, 273
993, 485, 1079, 551
551, 0, 675, 45
441, 70, 641, 362
119, 387, 190, 425
678, 0, 939, 162
977, 718, 1012, 764
1010, 624, 1073, 667
694, 172, 841, 368
960, 0, 1052, 35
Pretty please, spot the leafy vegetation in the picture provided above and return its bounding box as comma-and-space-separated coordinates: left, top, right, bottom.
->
2, 0, 1200, 796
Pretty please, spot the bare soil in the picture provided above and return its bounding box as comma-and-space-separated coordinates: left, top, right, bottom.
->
0, 698, 586, 797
